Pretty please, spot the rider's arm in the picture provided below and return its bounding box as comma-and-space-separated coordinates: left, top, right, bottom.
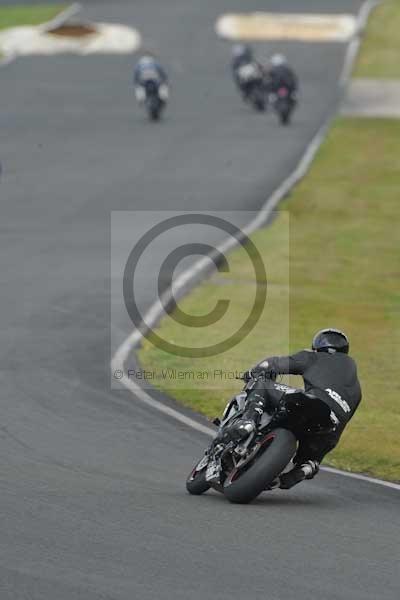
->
252, 350, 315, 377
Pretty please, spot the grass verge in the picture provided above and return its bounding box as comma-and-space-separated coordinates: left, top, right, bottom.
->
354, 0, 400, 78
0, 4, 64, 31
139, 119, 400, 482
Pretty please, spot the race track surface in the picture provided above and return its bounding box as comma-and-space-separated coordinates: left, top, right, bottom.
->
1, 1, 398, 599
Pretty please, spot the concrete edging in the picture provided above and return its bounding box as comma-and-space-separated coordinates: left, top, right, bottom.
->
0, 3, 82, 66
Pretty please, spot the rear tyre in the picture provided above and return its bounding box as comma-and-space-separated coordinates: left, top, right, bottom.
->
186, 466, 211, 495
280, 110, 290, 125
278, 101, 292, 125
223, 428, 296, 504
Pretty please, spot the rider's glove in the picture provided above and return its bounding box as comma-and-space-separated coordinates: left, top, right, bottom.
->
135, 86, 146, 103
242, 369, 254, 382
243, 364, 265, 381
244, 360, 277, 382
159, 84, 169, 101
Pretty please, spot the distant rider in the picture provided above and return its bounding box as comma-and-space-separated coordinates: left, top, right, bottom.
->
231, 43, 264, 100
265, 53, 298, 99
133, 54, 169, 105
226, 329, 362, 489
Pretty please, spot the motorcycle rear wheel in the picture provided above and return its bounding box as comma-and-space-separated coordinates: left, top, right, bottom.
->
223, 428, 296, 504
280, 110, 291, 125
278, 102, 292, 125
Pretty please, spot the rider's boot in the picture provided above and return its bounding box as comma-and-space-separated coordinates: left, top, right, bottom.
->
279, 460, 320, 489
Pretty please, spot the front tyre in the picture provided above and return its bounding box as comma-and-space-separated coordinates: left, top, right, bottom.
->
186, 464, 211, 495
253, 97, 266, 112
146, 97, 164, 122
250, 87, 266, 112
149, 106, 161, 121
223, 428, 296, 504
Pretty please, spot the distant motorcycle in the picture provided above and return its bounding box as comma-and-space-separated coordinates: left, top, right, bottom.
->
186, 373, 334, 504
270, 86, 296, 125
235, 63, 266, 112
143, 80, 168, 121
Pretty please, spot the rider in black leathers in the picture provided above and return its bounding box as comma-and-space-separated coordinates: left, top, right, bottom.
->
231, 43, 264, 100
265, 53, 298, 98
228, 329, 362, 489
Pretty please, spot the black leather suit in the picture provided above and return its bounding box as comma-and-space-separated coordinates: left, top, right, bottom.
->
245, 350, 362, 464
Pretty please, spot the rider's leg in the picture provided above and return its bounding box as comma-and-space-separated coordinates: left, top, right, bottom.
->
279, 429, 341, 489
225, 381, 282, 441
278, 398, 342, 490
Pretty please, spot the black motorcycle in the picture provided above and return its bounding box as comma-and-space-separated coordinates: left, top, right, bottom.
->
271, 86, 296, 125
235, 63, 266, 112
186, 374, 333, 504
144, 80, 165, 122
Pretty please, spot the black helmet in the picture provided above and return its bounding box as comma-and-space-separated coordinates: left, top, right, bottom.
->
312, 328, 349, 354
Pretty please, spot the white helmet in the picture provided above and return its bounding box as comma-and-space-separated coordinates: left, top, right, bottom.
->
138, 54, 155, 67
232, 43, 253, 61
270, 53, 287, 67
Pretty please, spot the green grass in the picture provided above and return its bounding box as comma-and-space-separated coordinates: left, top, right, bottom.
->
139, 119, 400, 482
354, 0, 400, 78
0, 4, 64, 31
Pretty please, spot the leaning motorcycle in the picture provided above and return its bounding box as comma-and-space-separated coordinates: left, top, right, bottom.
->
186, 374, 331, 504
271, 86, 296, 125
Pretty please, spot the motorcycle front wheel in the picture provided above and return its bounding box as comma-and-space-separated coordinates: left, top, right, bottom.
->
186, 463, 211, 495
252, 95, 266, 112
149, 107, 161, 121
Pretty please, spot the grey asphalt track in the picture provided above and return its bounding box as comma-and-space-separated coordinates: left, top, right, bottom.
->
1, 1, 399, 599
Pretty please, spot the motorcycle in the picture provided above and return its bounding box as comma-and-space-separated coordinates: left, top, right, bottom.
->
143, 80, 167, 122
186, 374, 333, 504
235, 63, 266, 112
271, 86, 296, 125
